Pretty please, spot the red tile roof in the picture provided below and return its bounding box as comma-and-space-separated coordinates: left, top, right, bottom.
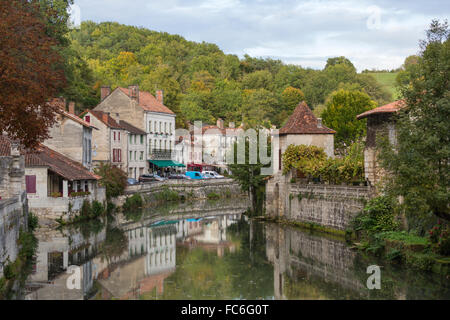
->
88, 110, 123, 129
279, 102, 336, 135
48, 98, 94, 128
357, 100, 405, 120
118, 87, 175, 115
25, 144, 100, 181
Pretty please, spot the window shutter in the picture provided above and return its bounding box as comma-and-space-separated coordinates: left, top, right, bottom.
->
25, 175, 36, 194
85, 115, 90, 123
114, 132, 116, 141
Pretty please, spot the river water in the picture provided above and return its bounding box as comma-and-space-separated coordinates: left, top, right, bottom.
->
25, 199, 450, 300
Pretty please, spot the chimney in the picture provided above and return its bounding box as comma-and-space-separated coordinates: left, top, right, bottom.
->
111, 112, 120, 122
101, 86, 111, 101
102, 112, 109, 124
68, 101, 75, 115
216, 118, 224, 130
317, 118, 323, 128
228, 122, 235, 129
128, 85, 139, 103
156, 90, 163, 104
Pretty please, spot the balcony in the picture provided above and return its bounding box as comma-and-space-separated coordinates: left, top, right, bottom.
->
149, 148, 173, 160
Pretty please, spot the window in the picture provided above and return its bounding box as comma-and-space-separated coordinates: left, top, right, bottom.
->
164, 140, 167, 150
149, 121, 152, 132
129, 151, 132, 161
85, 115, 90, 123
119, 149, 122, 162
140, 135, 144, 144
118, 132, 121, 141
113, 132, 116, 141
169, 123, 172, 134
159, 121, 162, 133
154, 121, 157, 132
140, 151, 144, 160
169, 141, 172, 150
134, 151, 137, 160
25, 175, 36, 194
134, 135, 137, 144
164, 122, 167, 134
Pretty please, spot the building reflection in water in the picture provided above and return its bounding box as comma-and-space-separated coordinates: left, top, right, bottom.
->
25, 212, 241, 300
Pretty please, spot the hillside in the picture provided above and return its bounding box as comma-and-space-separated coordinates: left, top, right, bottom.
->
366, 72, 400, 100
65, 21, 394, 128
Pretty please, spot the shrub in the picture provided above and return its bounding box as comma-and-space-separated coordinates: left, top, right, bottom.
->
429, 222, 450, 255
106, 202, 116, 215
94, 163, 128, 199
27, 212, 38, 231
352, 196, 399, 234
80, 200, 92, 217
154, 187, 179, 202
91, 201, 105, 218
207, 192, 220, 200
123, 193, 143, 211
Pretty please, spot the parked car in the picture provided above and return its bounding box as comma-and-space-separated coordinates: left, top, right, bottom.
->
139, 173, 165, 183
203, 171, 225, 179
185, 171, 204, 179
168, 173, 191, 180
127, 178, 139, 185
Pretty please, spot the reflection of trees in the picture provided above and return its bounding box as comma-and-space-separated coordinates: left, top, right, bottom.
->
99, 227, 128, 265
146, 217, 274, 300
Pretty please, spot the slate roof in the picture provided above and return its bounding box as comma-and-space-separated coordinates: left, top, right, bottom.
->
118, 87, 175, 115
279, 101, 336, 135
356, 100, 405, 120
25, 144, 100, 181
119, 120, 147, 135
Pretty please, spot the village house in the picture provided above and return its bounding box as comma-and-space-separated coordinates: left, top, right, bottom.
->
356, 100, 405, 187
119, 120, 147, 179
93, 86, 176, 172
24, 144, 106, 221
266, 101, 336, 216
81, 110, 128, 172
44, 98, 95, 170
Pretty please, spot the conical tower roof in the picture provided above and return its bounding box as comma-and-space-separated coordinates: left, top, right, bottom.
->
279, 101, 335, 135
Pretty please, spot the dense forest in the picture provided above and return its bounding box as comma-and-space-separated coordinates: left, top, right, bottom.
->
65, 21, 394, 128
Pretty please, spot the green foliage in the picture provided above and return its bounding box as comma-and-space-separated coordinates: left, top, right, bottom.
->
282, 143, 364, 184
321, 89, 376, 150
228, 130, 271, 213
27, 212, 38, 231
122, 193, 143, 211
94, 162, 128, 200
378, 231, 429, 246
352, 196, 400, 234
207, 192, 220, 200
91, 200, 105, 218
378, 20, 450, 226
65, 21, 393, 128
80, 200, 92, 218
154, 187, 180, 202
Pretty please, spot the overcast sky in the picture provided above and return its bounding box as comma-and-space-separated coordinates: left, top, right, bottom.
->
72, 0, 449, 71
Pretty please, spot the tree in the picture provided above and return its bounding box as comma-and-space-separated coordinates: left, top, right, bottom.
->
379, 20, 450, 226
228, 130, 271, 213
321, 89, 376, 151
325, 56, 356, 72
0, 0, 66, 148
94, 163, 128, 199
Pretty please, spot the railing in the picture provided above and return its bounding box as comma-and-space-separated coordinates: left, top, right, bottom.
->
149, 148, 174, 160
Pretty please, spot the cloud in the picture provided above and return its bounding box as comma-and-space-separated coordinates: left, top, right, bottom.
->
74, 0, 450, 71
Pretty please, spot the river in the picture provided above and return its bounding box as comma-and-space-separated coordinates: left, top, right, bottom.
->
24, 199, 450, 300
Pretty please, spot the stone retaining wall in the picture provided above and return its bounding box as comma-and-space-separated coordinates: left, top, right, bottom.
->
114, 178, 245, 207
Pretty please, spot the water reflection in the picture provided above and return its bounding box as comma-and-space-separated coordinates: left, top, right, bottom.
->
25, 199, 450, 300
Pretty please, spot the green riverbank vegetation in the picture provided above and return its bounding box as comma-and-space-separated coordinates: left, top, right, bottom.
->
0, 212, 39, 299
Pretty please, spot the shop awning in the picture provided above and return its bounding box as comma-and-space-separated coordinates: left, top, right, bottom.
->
149, 160, 186, 168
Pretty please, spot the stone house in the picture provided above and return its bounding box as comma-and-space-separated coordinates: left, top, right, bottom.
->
81, 110, 128, 172
93, 86, 176, 165
356, 100, 405, 187
44, 98, 95, 170
119, 120, 147, 179
0, 135, 27, 277
24, 144, 106, 221
266, 101, 336, 217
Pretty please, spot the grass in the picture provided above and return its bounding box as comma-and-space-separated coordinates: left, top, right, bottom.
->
366, 72, 400, 99
378, 231, 430, 246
